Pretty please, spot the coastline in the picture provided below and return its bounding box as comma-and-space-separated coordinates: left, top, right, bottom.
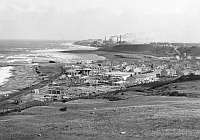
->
0, 43, 104, 91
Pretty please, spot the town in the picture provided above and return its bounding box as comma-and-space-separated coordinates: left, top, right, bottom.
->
1, 35, 200, 115
25, 41, 200, 103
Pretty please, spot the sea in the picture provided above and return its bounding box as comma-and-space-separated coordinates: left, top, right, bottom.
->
0, 40, 105, 89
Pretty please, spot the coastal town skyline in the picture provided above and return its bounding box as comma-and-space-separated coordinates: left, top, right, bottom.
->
0, 0, 200, 42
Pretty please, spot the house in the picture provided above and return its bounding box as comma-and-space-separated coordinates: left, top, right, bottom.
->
105, 71, 132, 80
125, 65, 136, 72
126, 72, 158, 85
167, 68, 177, 77
45, 87, 65, 100
84, 77, 99, 85
176, 55, 181, 60
65, 69, 79, 77
182, 69, 195, 75
133, 67, 142, 74
159, 68, 177, 77
195, 70, 200, 75
73, 68, 91, 76
126, 76, 137, 85
114, 80, 127, 86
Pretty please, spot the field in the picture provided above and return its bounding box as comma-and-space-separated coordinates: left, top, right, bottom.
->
1, 90, 200, 140
98, 44, 176, 57
150, 80, 200, 97
63, 43, 200, 59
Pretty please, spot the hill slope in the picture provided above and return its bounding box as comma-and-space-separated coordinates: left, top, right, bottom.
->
99, 44, 177, 57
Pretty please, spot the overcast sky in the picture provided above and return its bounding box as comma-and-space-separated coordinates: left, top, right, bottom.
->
0, 0, 200, 42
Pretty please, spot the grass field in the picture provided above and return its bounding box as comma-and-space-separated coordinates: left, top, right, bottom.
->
151, 80, 200, 98
1, 91, 200, 140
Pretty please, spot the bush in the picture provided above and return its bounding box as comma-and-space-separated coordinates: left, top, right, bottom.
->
59, 107, 67, 111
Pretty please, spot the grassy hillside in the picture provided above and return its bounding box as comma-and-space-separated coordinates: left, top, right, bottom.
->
177, 46, 200, 56
99, 44, 177, 57
1, 95, 200, 140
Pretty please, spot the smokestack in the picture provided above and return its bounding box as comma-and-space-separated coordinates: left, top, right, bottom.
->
119, 35, 122, 43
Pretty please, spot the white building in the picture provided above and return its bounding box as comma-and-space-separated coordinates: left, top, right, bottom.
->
133, 67, 142, 74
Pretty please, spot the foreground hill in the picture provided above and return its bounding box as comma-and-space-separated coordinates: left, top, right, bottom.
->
1, 94, 200, 140
177, 46, 200, 56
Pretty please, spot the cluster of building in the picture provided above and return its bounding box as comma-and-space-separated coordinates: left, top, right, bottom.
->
27, 43, 200, 102
74, 34, 130, 47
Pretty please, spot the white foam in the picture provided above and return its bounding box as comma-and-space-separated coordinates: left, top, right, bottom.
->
6, 54, 29, 59
31, 49, 66, 53
69, 44, 98, 50
60, 42, 98, 50
6, 59, 32, 63
0, 66, 13, 86
3, 44, 103, 64
32, 43, 98, 53
6, 54, 33, 63
0, 90, 18, 95
60, 42, 73, 46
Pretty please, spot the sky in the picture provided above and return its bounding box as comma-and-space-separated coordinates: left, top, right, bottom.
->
0, 0, 200, 42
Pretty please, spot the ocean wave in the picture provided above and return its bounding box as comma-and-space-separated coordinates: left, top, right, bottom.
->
31, 48, 67, 53
69, 44, 98, 50
0, 90, 18, 95
6, 55, 29, 59
14, 48, 31, 51
32, 44, 98, 53
5, 54, 33, 63
2, 44, 103, 64
0, 66, 13, 86
6, 59, 32, 63
60, 42, 73, 46
0, 55, 5, 59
